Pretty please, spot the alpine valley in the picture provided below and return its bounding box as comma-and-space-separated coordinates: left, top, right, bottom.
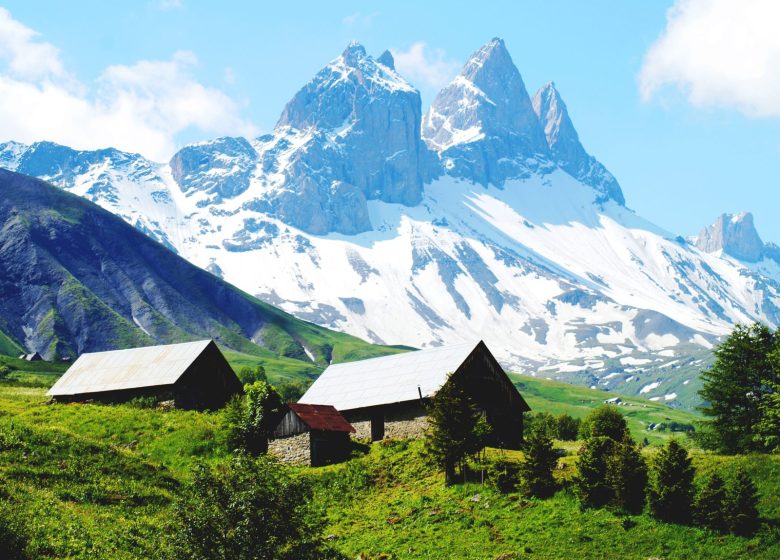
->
2, 38, 779, 409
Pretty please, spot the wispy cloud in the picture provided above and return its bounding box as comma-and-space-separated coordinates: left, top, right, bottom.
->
156, 0, 183, 10
391, 42, 460, 91
0, 8, 257, 161
639, 0, 780, 118
342, 11, 378, 27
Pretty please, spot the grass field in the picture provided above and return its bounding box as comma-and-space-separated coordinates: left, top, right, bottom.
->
0, 365, 777, 558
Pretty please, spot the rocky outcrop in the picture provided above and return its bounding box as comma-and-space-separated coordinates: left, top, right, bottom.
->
422, 38, 552, 186
532, 82, 625, 205
695, 212, 766, 262
170, 137, 257, 201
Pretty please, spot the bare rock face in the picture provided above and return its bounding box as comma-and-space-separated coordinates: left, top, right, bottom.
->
170, 137, 257, 202
422, 38, 552, 186
275, 41, 427, 207
695, 212, 765, 262
532, 82, 625, 206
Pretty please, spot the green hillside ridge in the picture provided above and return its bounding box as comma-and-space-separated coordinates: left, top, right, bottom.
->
1, 372, 777, 559
0, 169, 403, 369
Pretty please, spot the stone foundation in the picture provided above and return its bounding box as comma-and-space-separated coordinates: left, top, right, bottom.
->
351, 415, 429, 441
268, 432, 311, 466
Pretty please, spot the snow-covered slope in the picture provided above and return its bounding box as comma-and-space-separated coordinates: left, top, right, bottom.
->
2, 38, 778, 408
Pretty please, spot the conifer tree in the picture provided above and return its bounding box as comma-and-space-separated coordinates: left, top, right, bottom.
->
699, 323, 776, 453
425, 375, 490, 485
574, 436, 615, 508
693, 473, 728, 532
607, 433, 648, 514
519, 425, 558, 498
726, 468, 760, 536
648, 440, 695, 523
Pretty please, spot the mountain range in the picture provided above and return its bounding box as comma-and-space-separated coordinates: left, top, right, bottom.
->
1, 37, 778, 408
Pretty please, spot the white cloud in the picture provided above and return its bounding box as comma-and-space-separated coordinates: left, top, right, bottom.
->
342, 12, 378, 26
639, 0, 780, 118
391, 42, 460, 91
0, 9, 257, 162
156, 0, 183, 10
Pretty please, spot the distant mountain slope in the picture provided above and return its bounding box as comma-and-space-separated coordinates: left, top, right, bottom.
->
0, 169, 397, 365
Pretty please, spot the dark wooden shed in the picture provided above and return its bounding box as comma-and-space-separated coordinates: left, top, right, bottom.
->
46, 340, 242, 409
270, 403, 355, 467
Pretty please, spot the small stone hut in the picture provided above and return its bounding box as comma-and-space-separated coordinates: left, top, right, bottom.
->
18, 352, 43, 362
269, 403, 355, 466
47, 340, 242, 409
299, 340, 530, 449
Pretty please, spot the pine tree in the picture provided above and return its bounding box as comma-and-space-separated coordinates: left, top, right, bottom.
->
648, 440, 695, 523
425, 375, 490, 485
693, 473, 728, 532
519, 425, 558, 498
726, 468, 760, 536
574, 436, 615, 508
755, 342, 780, 451
698, 323, 776, 453
607, 434, 648, 514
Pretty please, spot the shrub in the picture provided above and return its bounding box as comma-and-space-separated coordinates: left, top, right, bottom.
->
579, 405, 628, 441
519, 426, 558, 498
127, 396, 158, 409
172, 454, 335, 560
574, 436, 615, 508
238, 365, 267, 385
607, 434, 647, 514
555, 414, 581, 441
648, 440, 695, 523
487, 457, 520, 494
693, 473, 728, 533
223, 381, 284, 455
274, 380, 310, 403
0, 365, 11, 381
524, 412, 557, 439
726, 468, 760, 536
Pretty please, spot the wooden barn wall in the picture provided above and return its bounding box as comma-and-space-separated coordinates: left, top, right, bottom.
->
273, 410, 308, 438
174, 343, 243, 409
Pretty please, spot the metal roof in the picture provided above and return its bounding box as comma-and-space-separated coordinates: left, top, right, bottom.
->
47, 340, 213, 397
288, 403, 355, 433
298, 341, 480, 412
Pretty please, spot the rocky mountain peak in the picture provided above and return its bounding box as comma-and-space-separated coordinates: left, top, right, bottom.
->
341, 40, 367, 65
422, 37, 551, 186
695, 212, 766, 262
377, 49, 395, 70
532, 82, 625, 206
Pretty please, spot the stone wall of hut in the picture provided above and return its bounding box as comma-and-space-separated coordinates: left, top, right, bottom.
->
268, 432, 311, 466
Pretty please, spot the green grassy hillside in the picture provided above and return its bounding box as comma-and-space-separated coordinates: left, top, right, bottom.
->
0, 374, 777, 559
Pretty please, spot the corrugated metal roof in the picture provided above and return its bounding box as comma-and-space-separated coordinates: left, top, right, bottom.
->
288, 403, 355, 433
47, 340, 213, 396
298, 341, 479, 412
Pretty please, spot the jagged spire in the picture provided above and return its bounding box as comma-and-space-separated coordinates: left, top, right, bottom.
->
377, 49, 395, 70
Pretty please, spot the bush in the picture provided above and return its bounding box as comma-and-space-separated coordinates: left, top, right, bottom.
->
555, 414, 581, 441
726, 468, 760, 536
127, 396, 158, 409
574, 436, 615, 508
607, 434, 647, 514
173, 454, 337, 560
579, 405, 628, 441
693, 473, 728, 533
524, 412, 557, 440
648, 440, 695, 523
519, 427, 558, 498
0, 366, 11, 381
238, 365, 267, 385
223, 381, 284, 455
274, 380, 310, 403
486, 457, 520, 494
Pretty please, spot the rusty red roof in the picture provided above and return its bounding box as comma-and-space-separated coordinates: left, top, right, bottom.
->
288, 403, 355, 433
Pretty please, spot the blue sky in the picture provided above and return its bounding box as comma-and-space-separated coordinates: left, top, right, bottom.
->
1, 0, 778, 242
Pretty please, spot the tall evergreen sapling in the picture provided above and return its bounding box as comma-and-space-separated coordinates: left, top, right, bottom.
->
727, 468, 760, 536
693, 473, 728, 533
755, 341, 780, 451
574, 436, 615, 508
607, 434, 647, 514
519, 425, 558, 498
648, 440, 695, 523
425, 374, 490, 485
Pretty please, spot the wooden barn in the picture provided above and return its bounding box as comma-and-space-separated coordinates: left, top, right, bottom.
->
18, 352, 43, 362
269, 403, 355, 466
298, 340, 530, 449
47, 340, 242, 409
